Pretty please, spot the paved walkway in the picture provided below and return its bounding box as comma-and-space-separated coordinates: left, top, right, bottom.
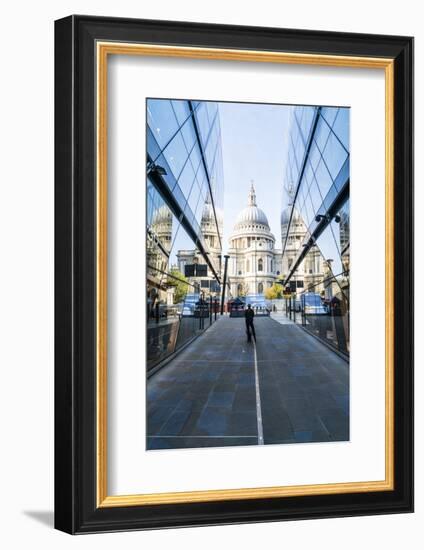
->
270, 311, 297, 325
146, 315, 349, 450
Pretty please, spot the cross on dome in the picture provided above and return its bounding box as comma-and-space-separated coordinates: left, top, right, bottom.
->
248, 180, 257, 206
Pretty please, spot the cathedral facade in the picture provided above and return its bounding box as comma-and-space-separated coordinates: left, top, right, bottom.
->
280, 205, 324, 292
176, 195, 223, 295
228, 184, 282, 297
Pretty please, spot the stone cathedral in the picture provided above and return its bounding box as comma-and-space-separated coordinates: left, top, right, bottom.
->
227, 183, 282, 297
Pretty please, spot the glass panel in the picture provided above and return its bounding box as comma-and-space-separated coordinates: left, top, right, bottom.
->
149, 199, 173, 253
180, 115, 197, 152
321, 106, 339, 128
146, 100, 223, 375
300, 106, 316, 143
303, 191, 315, 227
314, 115, 331, 153
294, 106, 304, 129
147, 99, 179, 150
322, 130, 348, 181
162, 131, 188, 180
195, 103, 210, 145
296, 181, 306, 207
196, 167, 207, 197
294, 129, 305, 166
298, 272, 349, 355
314, 157, 333, 201
189, 141, 202, 175
206, 102, 218, 124
316, 224, 342, 275
308, 141, 321, 171
332, 108, 350, 151
176, 157, 196, 197
205, 138, 218, 173
186, 181, 201, 223
171, 99, 191, 126
339, 199, 350, 259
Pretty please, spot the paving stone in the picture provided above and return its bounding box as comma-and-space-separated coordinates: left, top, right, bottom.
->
147, 407, 175, 434
207, 391, 234, 408
232, 387, 256, 412
318, 408, 349, 440
147, 316, 349, 448
146, 438, 175, 450
294, 430, 331, 443
178, 409, 204, 435
175, 398, 204, 412
147, 437, 258, 450
212, 382, 236, 393
195, 406, 229, 436
159, 409, 191, 436
227, 411, 258, 437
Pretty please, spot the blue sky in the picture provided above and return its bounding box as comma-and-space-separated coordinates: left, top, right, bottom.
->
218, 101, 292, 251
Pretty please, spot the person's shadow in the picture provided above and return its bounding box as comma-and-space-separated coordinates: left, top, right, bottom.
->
23, 510, 54, 528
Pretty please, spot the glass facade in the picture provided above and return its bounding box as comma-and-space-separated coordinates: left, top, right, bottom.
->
281, 105, 350, 355
146, 99, 224, 371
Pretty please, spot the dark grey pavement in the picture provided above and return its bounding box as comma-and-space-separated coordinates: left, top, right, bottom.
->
146, 315, 349, 450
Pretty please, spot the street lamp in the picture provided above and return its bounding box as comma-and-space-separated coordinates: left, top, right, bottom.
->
315, 213, 341, 223
254, 238, 257, 296
147, 162, 167, 176
220, 254, 230, 315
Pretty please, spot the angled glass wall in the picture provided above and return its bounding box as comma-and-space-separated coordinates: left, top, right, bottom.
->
146, 99, 224, 370
281, 105, 350, 355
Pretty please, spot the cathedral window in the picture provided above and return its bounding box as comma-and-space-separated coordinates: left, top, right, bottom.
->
258, 258, 263, 272
258, 282, 264, 294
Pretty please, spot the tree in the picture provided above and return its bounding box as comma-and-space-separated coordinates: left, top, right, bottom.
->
264, 282, 283, 300
168, 269, 189, 304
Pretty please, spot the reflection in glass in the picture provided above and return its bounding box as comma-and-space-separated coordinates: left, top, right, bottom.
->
282, 104, 350, 355
146, 98, 223, 371
147, 99, 179, 151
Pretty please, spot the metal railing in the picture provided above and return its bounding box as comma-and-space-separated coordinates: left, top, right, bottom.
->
284, 273, 349, 356
147, 293, 221, 371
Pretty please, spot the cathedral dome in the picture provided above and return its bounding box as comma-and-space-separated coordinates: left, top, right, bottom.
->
235, 206, 269, 227
234, 183, 270, 230
201, 197, 215, 222
281, 205, 302, 226
151, 204, 172, 225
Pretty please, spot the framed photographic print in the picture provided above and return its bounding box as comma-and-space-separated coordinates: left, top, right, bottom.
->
54, 15, 414, 533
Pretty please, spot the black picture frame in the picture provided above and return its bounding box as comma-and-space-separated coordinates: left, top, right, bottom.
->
55, 15, 413, 534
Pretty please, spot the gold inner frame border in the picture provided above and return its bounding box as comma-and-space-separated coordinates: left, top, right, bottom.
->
96, 42, 395, 508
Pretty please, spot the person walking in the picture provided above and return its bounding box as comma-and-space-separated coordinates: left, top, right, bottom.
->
245, 304, 256, 342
